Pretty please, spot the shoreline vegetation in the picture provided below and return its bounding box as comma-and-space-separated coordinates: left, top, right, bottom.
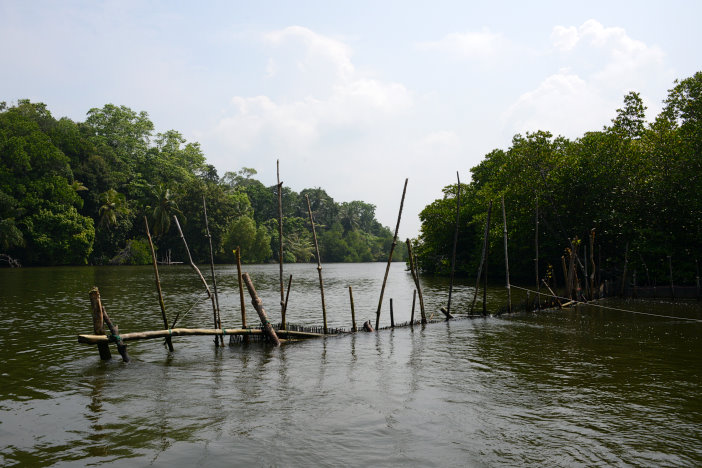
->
2, 71, 700, 289
413, 72, 701, 289
0, 103, 406, 267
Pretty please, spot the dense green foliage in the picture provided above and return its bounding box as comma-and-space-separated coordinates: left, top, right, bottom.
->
415, 73, 702, 286
0, 102, 403, 266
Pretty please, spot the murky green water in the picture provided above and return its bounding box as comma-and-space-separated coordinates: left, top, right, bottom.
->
1, 263, 700, 466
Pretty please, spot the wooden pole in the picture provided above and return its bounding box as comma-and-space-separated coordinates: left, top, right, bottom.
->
144, 217, 174, 352
535, 196, 540, 310
242, 273, 281, 346
405, 239, 426, 324
236, 247, 246, 329
501, 197, 511, 314
173, 216, 218, 338
411, 289, 417, 324
277, 160, 285, 320
349, 286, 357, 332
542, 279, 563, 309
390, 298, 395, 328
470, 201, 492, 314
306, 194, 328, 333
202, 197, 223, 346
561, 255, 568, 299
447, 171, 461, 315
283, 274, 293, 328
79, 327, 324, 343
375, 178, 408, 330
89, 287, 112, 360
483, 219, 489, 316
90, 291, 130, 362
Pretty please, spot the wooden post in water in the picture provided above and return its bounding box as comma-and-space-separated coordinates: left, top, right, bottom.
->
306, 195, 327, 333
277, 160, 285, 323
390, 298, 395, 328
203, 196, 223, 346
411, 289, 417, 324
348, 286, 357, 332
90, 288, 129, 362
501, 197, 511, 314
470, 201, 492, 315
236, 247, 246, 329
173, 215, 218, 341
89, 287, 112, 360
144, 217, 174, 352
242, 273, 281, 346
535, 196, 540, 310
668, 255, 675, 300
447, 172, 461, 315
283, 274, 293, 329
406, 239, 426, 324
561, 255, 569, 299
375, 178, 408, 330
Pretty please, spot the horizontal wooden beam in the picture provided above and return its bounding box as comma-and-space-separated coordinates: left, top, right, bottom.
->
77, 327, 327, 345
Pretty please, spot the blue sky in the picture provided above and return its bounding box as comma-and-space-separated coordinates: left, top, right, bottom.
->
2, 1, 700, 238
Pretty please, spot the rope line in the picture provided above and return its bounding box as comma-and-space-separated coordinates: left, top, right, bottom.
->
511, 285, 702, 323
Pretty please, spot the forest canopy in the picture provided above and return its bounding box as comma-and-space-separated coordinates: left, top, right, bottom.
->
414, 72, 702, 286
0, 102, 405, 266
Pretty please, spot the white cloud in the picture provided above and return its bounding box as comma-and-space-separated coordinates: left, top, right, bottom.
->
506, 20, 670, 138
417, 28, 508, 60
551, 25, 579, 51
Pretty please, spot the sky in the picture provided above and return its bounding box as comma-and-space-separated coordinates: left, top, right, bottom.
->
1, 0, 700, 239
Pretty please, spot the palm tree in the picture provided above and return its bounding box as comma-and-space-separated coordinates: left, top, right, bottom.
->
149, 183, 183, 237
98, 188, 128, 229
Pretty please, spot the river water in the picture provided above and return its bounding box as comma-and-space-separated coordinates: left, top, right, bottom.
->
0, 263, 700, 466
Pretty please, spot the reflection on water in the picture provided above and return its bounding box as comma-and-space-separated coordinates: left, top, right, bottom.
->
0, 264, 700, 466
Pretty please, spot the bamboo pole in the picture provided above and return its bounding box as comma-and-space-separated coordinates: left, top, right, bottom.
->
501, 197, 511, 314
144, 217, 174, 352
283, 274, 293, 328
277, 160, 285, 320
306, 194, 328, 333
173, 216, 218, 339
390, 298, 395, 328
89, 287, 112, 360
410, 289, 417, 324
349, 286, 357, 332
202, 196, 223, 346
375, 178, 408, 330
78, 327, 324, 344
535, 196, 540, 310
236, 247, 246, 329
470, 201, 492, 314
405, 239, 426, 324
242, 273, 281, 346
447, 171, 461, 315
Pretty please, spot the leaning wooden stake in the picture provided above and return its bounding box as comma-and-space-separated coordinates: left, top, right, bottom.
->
306, 194, 328, 334
375, 178, 408, 330
470, 201, 492, 314
203, 196, 223, 346
144, 217, 174, 352
89, 287, 112, 360
283, 274, 293, 328
173, 216, 218, 341
89, 288, 129, 362
542, 279, 564, 309
405, 239, 426, 324
277, 160, 285, 320
242, 273, 281, 346
349, 286, 357, 332
447, 171, 461, 315
501, 197, 512, 314
411, 289, 417, 324
535, 196, 540, 310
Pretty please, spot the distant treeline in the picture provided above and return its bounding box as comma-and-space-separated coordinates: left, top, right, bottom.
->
0, 102, 404, 266
414, 72, 701, 286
